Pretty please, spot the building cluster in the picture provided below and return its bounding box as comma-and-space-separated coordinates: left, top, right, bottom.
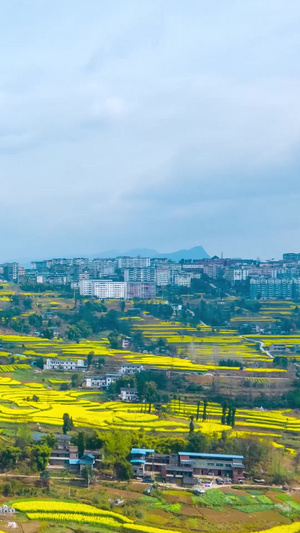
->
33, 434, 98, 473
82, 364, 143, 401
0, 256, 196, 298
130, 448, 245, 486
2, 252, 300, 300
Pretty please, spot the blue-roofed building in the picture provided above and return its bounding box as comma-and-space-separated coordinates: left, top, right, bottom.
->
178, 452, 245, 482
48, 434, 96, 473
130, 448, 155, 477
130, 448, 245, 485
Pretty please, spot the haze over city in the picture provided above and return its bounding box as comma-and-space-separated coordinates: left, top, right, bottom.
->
1, 1, 300, 261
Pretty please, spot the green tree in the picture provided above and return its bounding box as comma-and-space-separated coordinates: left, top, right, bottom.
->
103, 430, 131, 468
189, 416, 195, 433
202, 399, 208, 421
77, 432, 86, 458
187, 432, 207, 453
62, 413, 74, 434
87, 352, 94, 368
231, 408, 236, 428
196, 401, 200, 421
221, 401, 228, 425
81, 465, 95, 487
115, 460, 133, 480
142, 381, 158, 413
15, 426, 33, 449
226, 407, 232, 426
31, 444, 51, 471
40, 433, 57, 449
71, 374, 81, 388
40, 468, 51, 487
0, 446, 21, 470
86, 430, 103, 450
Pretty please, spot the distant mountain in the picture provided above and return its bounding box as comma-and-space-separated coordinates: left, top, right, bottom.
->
94, 246, 210, 261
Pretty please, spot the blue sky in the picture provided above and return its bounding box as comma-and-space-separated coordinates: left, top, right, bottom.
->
1, 0, 300, 261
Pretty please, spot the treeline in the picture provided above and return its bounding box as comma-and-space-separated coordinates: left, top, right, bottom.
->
0, 427, 54, 475
66, 306, 131, 341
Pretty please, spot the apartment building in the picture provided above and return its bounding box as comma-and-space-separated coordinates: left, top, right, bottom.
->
79, 280, 126, 299
118, 257, 151, 269
173, 273, 192, 287
2, 262, 19, 282
126, 282, 156, 300
249, 278, 297, 300
124, 268, 156, 283
156, 267, 171, 286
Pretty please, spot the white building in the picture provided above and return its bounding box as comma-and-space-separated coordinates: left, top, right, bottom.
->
120, 364, 144, 375
83, 373, 122, 389
156, 267, 170, 286
44, 358, 87, 371
118, 257, 150, 269
83, 376, 106, 388
173, 273, 192, 287
119, 387, 138, 402
79, 280, 126, 299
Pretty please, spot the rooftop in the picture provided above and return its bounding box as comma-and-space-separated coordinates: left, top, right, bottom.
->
179, 452, 244, 460
131, 448, 155, 455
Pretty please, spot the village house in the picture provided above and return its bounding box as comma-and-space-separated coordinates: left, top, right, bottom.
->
44, 358, 87, 371
119, 387, 139, 402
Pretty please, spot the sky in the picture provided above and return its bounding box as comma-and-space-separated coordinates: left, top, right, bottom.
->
1, 0, 300, 262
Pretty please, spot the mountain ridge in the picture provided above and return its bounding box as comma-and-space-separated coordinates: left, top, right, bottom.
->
94, 246, 210, 261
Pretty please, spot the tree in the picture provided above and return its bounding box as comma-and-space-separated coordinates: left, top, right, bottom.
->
187, 432, 207, 453
221, 401, 228, 425
87, 352, 94, 368
142, 381, 158, 413
15, 426, 33, 449
202, 399, 208, 421
31, 444, 51, 471
115, 460, 133, 480
226, 407, 232, 426
77, 432, 86, 458
63, 413, 74, 434
231, 408, 236, 428
81, 465, 95, 487
189, 416, 194, 434
0, 446, 21, 470
41, 433, 57, 449
86, 430, 103, 450
71, 374, 81, 388
40, 469, 51, 487
108, 332, 119, 349
196, 401, 200, 421
103, 430, 131, 468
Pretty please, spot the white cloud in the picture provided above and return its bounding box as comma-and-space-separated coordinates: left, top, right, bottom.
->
0, 0, 300, 260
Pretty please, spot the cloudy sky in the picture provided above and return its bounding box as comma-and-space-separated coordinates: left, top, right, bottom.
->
1, 0, 300, 262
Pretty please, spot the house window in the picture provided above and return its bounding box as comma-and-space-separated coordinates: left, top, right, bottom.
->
225, 464, 232, 468
207, 463, 214, 466
216, 463, 224, 467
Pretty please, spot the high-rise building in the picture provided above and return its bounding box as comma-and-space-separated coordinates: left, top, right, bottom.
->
2, 262, 19, 282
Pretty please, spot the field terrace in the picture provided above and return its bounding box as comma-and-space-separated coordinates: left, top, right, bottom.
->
130, 319, 280, 370
0, 377, 297, 451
